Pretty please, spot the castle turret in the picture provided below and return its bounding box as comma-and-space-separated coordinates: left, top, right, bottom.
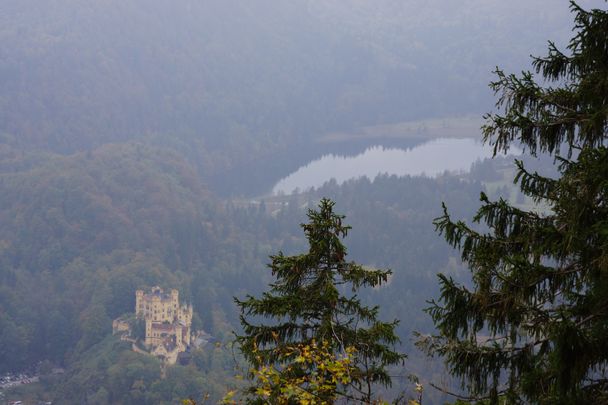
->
175, 324, 183, 349
145, 318, 153, 346
135, 290, 144, 317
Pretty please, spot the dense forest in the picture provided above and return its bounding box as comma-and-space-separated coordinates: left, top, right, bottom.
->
0, 0, 573, 195
0, 145, 533, 402
0, 1, 601, 404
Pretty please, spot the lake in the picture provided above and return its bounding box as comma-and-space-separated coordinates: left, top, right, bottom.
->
273, 137, 514, 195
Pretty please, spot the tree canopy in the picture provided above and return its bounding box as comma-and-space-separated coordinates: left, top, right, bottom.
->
421, 2, 608, 403
236, 198, 405, 403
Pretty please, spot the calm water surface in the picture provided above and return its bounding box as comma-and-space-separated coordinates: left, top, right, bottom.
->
273, 138, 514, 195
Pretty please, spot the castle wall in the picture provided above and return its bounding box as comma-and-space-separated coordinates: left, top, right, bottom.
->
136, 287, 192, 354
136, 287, 180, 323
112, 319, 130, 334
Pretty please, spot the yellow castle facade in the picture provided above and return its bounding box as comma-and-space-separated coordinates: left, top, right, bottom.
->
135, 286, 193, 363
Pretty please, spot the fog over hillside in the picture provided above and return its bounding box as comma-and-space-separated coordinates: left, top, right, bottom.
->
0, 1, 605, 403
0, 0, 576, 152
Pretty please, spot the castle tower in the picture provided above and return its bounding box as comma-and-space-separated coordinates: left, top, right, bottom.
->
184, 323, 191, 346
179, 303, 193, 346
135, 290, 144, 317
145, 318, 153, 346
171, 289, 179, 307
175, 323, 183, 349
151, 294, 161, 322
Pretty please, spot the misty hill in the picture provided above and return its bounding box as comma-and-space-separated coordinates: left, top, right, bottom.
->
1, 0, 574, 194
0, 143, 211, 272
0, 1, 590, 402
0, 146, 488, 402
0, 144, 269, 372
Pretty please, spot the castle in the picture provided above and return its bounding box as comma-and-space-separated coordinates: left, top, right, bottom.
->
136, 287, 193, 350
112, 286, 194, 364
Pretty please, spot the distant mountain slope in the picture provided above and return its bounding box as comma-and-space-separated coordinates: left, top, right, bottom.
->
0, 143, 210, 272
0, 144, 243, 371
0, 0, 574, 153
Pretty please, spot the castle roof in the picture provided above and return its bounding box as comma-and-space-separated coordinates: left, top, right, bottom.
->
140, 286, 175, 302
153, 322, 174, 331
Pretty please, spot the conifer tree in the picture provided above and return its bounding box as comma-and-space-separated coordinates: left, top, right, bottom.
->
420, 2, 608, 403
236, 198, 405, 403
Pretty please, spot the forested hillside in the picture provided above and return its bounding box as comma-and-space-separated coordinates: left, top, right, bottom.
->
1, 144, 512, 402
0, 0, 573, 195
0, 1, 592, 403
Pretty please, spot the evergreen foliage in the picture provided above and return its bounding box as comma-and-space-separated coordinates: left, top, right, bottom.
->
421, 2, 608, 403
236, 198, 406, 403
232, 341, 357, 405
